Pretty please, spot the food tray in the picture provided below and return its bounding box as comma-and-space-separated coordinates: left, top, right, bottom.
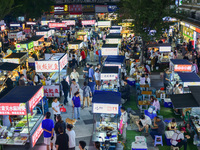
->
0, 139, 8, 144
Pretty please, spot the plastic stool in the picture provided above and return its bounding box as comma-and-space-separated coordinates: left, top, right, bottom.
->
171, 146, 179, 150
138, 95, 143, 101
154, 135, 163, 146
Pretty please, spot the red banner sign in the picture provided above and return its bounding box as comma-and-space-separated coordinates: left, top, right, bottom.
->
29, 87, 44, 110
174, 65, 192, 72
62, 20, 75, 25
82, 20, 95, 25
35, 61, 59, 72
69, 4, 82, 12
44, 85, 60, 97
0, 103, 26, 115
32, 123, 43, 147
49, 23, 67, 28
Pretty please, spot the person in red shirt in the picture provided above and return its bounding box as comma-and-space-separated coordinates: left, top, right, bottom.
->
81, 49, 86, 67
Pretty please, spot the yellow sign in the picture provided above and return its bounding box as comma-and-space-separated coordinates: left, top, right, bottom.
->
64, 5, 68, 12
118, 22, 133, 27
180, 22, 185, 26
190, 25, 196, 30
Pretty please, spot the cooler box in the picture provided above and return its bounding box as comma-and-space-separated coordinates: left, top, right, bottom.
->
165, 131, 174, 146
164, 98, 173, 108
132, 142, 147, 150
127, 77, 136, 86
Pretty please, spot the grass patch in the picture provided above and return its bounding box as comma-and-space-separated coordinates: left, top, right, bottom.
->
159, 106, 181, 120
123, 95, 139, 111
125, 130, 141, 150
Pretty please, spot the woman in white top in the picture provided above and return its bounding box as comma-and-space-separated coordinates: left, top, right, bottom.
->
139, 74, 146, 85
70, 68, 79, 83
94, 69, 101, 90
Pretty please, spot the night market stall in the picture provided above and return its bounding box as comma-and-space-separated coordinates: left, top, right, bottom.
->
104, 55, 125, 69
68, 40, 84, 50
0, 86, 44, 149
3, 53, 28, 65
35, 53, 68, 97
101, 44, 119, 56
106, 33, 122, 45
109, 26, 121, 34
101, 66, 119, 92
92, 90, 121, 149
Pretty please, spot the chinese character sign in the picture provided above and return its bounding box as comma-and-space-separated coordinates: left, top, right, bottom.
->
93, 103, 118, 114
82, 20, 95, 26
106, 39, 119, 44
0, 103, 26, 115
101, 48, 118, 56
62, 20, 75, 26
69, 5, 82, 12
59, 54, 68, 71
35, 61, 59, 72
32, 123, 43, 147
44, 85, 60, 97
49, 23, 67, 28
174, 65, 192, 72
101, 73, 118, 80
29, 87, 44, 110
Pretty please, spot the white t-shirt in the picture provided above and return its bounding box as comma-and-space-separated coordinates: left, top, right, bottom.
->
70, 83, 80, 96
66, 130, 76, 148
125, 52, 130, 60
140, 115, 152, 126
130, 68, 136, 76
52, 101, 61, 115
171, 130, 184, 146
139, 77, 146, 84
94, 72, 101, 81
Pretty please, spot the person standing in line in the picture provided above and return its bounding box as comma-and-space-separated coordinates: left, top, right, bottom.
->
70, 68, 79, 83
66, 124, 76, 150
42, 112, 54, 150
54, 115, 66, 140
52, 98, 62, 122
120, 107, 128, 143
79, 141, 87, 150
55, 127, 69, 150
72, 91, 82, 120
19, 74, 26, 86
70, 79, 80, 98
94, 69, 101, 90
61, 76, 70, 105
89, 64, 95, 81
81, 82, 92, 109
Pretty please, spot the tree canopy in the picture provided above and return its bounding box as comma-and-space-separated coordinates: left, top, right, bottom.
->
119, 0, 175, 41
0, 0, 15, 20
10, 0, 54, 19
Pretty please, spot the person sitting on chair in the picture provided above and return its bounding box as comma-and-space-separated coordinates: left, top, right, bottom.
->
136, 114, 152, 136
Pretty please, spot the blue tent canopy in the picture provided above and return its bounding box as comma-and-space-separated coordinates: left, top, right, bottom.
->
105, 56, 125, 64
170, 59, 191, 65
92, 90, 121, 104
0, 86, 43, 103
177, 72, 200, 82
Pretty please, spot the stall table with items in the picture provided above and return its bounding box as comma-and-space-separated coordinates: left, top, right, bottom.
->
0, 86, 44, 149
68, 40, 84, 50
101, 44, 119, 56
92, 90, 121, 150
3, 53, 27, 65
16, 39, 34, 51
35, 53, 68, 98
101, 66, 119, 92
109, 26, 122, 34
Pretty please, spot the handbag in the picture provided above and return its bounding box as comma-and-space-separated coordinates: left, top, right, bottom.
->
60, 106, 66, 113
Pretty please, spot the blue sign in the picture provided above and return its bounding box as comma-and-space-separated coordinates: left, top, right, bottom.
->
108, 5, 118, 12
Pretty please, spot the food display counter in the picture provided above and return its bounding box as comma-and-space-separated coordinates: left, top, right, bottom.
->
101, 66, 119, 92
16, 40, 34, 51
92, 91, 121, 149
0, 86, 44, 149
35, 53, 68, 97
101, 44, 119, 56
68, 40, 83, 50
106, 33, 122, 45
77, 31, 87, 42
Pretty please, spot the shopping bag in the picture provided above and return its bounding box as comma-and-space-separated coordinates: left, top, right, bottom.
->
60, 106, 66, 113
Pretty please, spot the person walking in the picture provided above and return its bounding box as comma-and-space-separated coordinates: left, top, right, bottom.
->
79, 141, 87, 150
83, 63, 90, 82
72, 91, 82, 120
42, 112, 54, 150
120, 107, 128, 143
89, 64, 95, 81
81, 82, 92, 109
54, 115, 66, 140
55, 127, 69, 150
70, 68, 79, 83
19, 74, 26, 86
66, 124, 76, 150
80, 49, 86, 67
52, 98, 62, 122
89, 47, 94, 62
70, 79, 80, 98
61, 76, 70, 105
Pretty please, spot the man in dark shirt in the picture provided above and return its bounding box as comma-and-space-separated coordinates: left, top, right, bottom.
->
121, 80, 130, 100
61, 76, 70, 105
4, 75, 13, 90
150, 116, 165, 140
55, 127, 69, 150
83, 64, 90, 82
71, 55, 78, 70
30, 52, 38, 60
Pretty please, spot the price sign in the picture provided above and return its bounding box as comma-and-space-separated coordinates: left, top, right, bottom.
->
93, 103, 118, 114
174, 65, 192, 72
